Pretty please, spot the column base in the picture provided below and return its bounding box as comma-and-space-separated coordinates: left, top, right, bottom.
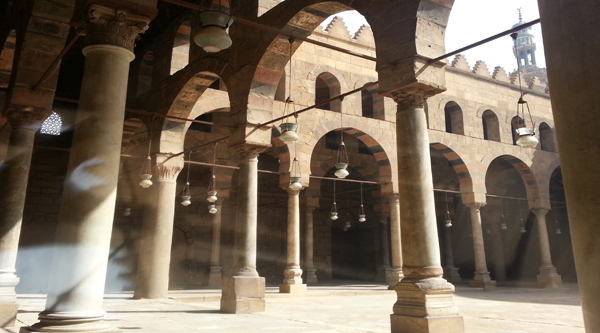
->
537, 268, 562, 289
387, 268, 404, 290
220, 276, 265, 314
0, 275, 19, 328
443, 266, 461, 283
279, 283, 307, 296
20, 311, 120, 333
0, 303, 18, 328
391, 277, 464, 333
469, 272, 496, 290
207, 266, 222, 288
306, 268, 318, 284
468, 279, 496, 290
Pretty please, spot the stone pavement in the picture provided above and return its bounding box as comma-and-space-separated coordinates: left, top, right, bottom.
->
5, 282, 584, 333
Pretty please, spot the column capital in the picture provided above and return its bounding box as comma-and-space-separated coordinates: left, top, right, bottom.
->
390, 87, 435, 109
531, 208, 550, 217
77, 5, 152, 51
286, 188, 301, 196
466, 202, 486, 210
305, 196, 320, 209
154, 153, 183, 180
234, 144, 269, 160
386, 193, 400, 203
4, 107, 49, 131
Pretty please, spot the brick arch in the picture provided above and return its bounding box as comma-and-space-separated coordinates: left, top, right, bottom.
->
307, 122, 394, 186
147, 57, 232, 153
429, 142, 474, 194
483, 154, 541, 206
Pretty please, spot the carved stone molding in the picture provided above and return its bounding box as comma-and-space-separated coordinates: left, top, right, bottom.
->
5, 108, 49, 130
466, 202, 486, 211
79, 5, 150, 51
389, 87, 432, 109
234, 144, 268, 161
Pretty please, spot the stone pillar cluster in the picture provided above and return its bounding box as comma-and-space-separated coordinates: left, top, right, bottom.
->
466, 203, 496, 290
134, 155, 183, 299
22, 5, 151, 333
390, 89, 464, 333
279, 188, 306, 296
304, 197, 319, 284
220, 146, 266, 313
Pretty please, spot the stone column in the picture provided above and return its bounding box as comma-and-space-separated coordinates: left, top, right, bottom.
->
0, 111, 46, 327
220, 146, 266, 313
466, 203, 496, 290
442, 225, 461, 282
207, 200, 224, 288
279, 188, 306, 296
390, 90, 463, 332
305, 197, 319, 284
134, 154, 183, 299
22, 6, 150, 333
538, 3, 600, 330
387, 194, 403, 289
378, 214, 392, 283
532, 209, 562, 288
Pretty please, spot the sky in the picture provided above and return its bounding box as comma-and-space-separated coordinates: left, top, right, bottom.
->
320, 0, 544, 73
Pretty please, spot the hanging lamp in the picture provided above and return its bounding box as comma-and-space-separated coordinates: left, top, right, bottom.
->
500, 198, 508, 230
279, 38, 300, 144
554, 210, 561, 235
511, 32, 538, 148
358, 183, 366, 222
330, 180, 338, 220
518, 199, 526, 233
288, 141, 303, 190
343, 199, 351, 231
180, 152, 192, 206
334, 134, 349, 178
207, 143, 218, 214
444, 192, 452, 227
193, 0, 233, 53
139, 117, 154, 188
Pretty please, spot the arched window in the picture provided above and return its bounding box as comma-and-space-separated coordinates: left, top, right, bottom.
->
40, 111, 62, 136
170, 21, 191, 75
361, 82, 384, 120
482, 110, 501, 142
444, 102, 464, 135
511, 116, 525, 145
315, 72, 341, 112
539, 122, 555, 152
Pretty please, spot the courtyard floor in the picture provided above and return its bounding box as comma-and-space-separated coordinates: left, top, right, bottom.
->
5, 281, 584, 333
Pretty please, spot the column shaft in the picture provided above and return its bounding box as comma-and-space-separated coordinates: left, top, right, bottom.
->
467, 204, 495, 290
134, 159, 182, 299
305, 200, 318, 284
0, 123, 38, 327
442, 226, 461, 282
280, 189, 305, 295
207, 202, 223, 288
390, 91, 463, 332
220, 147, 265, 313
379, 216, 392, 282
26, 44, 135, 333
532, 209, 562, 288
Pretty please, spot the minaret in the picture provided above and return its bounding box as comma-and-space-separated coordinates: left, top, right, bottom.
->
512, 8, 537, 67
